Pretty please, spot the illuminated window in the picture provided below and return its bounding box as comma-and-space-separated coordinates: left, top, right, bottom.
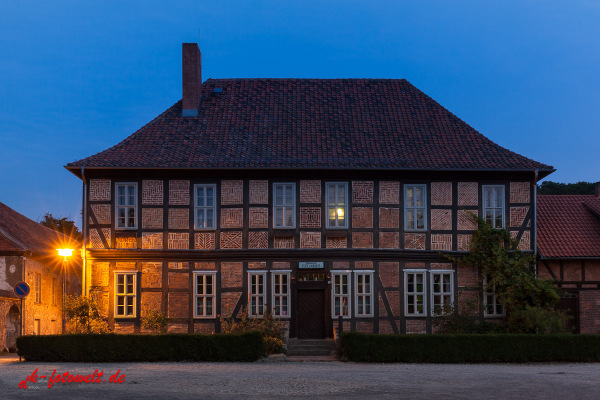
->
248, 272, 267, 317
51, 278, 57, 306
194, 184, 216, 229
405, 271, 426, 316
332, 272, 351, 318
404, 185, 427, 230
326, 182, 348, 228
34, 273, 41, 303
115, 272, 136, 317
483, 274, 505, 317
194, 272, 216, 318
483, 186, 505, 228
431, 271, 454, 315
272, 271, 290, 318
354, 271, 373, 317
273, 183, 295, 228
115, 183, 137, 229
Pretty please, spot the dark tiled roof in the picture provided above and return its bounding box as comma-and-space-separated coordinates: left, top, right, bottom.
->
0, 202, 73, 255
537, 195, 600, 258
66, 79, 553, 171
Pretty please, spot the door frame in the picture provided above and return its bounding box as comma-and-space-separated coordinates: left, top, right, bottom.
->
291, 274, 332, 338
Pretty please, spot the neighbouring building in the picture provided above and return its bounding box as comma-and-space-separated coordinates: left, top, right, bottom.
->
0, 202, 80, 350
537, 191, 600, 333
65, 43, 554, 338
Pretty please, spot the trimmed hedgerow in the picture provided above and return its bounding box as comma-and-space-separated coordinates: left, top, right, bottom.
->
340, 332, 600, 363
17, 332, 265, 362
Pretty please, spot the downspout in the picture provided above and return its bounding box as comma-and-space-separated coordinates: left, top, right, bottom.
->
533, 169, 539, 269
81, 166, 88, 297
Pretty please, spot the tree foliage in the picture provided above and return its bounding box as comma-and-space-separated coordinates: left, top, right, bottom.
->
141, 309, 173, 334
39, 212, 82, 241
64, 295, 110, 334
537, 181, 597, 195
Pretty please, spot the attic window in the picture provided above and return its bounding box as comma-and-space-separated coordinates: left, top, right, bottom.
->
213, 88, 223, 93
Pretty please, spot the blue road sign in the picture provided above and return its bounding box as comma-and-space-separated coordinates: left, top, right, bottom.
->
13, 281, 30, 298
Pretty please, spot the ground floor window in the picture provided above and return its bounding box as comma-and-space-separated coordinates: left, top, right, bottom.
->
115, 272, 137, 317
248, 272, 267, 317
272, 271, 290, 318
483, 274, 505, 317
194, 272, 216, 318
431, 271, 454, 315
332, 271, 351, 318
354, 271, 374, 317
405, 271, 426, 316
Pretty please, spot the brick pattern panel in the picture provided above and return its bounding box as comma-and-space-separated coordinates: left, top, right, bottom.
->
431, 263, 453, 270
379, 262, 399, 287
249, 208, 268, 228
405, 233, 426, 250
116, 237, 137, 249
194, 232, 215, 250
300, 232, 321, 248
431, 209, 452, 230
379, 320, 396, 334
352, 181, 374, 204
220, 231, 243, 249
249, 231, 269, 248
352, 207, 373, 228
274, 237, 294, 249
194, 323, 216, 334
169, 180, 190, 205
221, 208, 244, 228
431, 182, 453, 206
168, 272, 189, 289
406, 320, 427, 334
141, 292, 162, 314
142, 180, 163, 205
332, 261, 350, 269
355, 261, 373, 269
168, 208, 189, 229
457, 234, 473, 251
273, 262, 291, 269
300, 207, 321, 228
457, 209, 478, 230
168, 233, 189, 249
510, 182, 530, 203
167, 323, 188, 334
580, 291, 600, 334
221, 180, 243, 205
249, 180, 268, 204
168, 293, 188, 319
89, 229, 104, 249
379, 208, 399, 229
142, 208, 163, 229
100, 228, 111, 248
142, 232, 163, 249
116, 262, 136, 270
326, 235, 347, 248
458, 182, 478, 206
457, 264, 478, 287
300, 180, 321, 203
379, 181, 399, 204
249, 262, 267, 269
510, 206, 529, 227
91, 262, 109, 287
114, 322, 135, 334
379, 232, 400, 249
89, 179, 111, 201
221, 292, 241, 318
91, 291, 109, 318
356, 321, 373, 334
141, 262, 162, 288
90, 204, 111, 225
221, 262, 243, 287
562, 261, 582, 281
352, 232, 373, 248
511, 230, 531, 251
431, 234, 452, 251
379, 292, 400, 317
195, 262, 216, 270
169, 262, 189, 270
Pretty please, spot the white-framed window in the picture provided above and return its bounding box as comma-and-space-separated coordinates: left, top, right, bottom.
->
273, 183, 295, 228
483, 274, 505, 317
115, 272, 137, 318
194, 272, 216, 318
354, 271, 374, 317
405, 270, 426, 316
248, 272, 267, 317
34, 273, 41, 303
272, 271, 290, 318
404, 184, 427, 231
51, 277, 57, 306
326, 182, 348, 228
482, 185, 505, 228
194, 184, 216, 229
115, 183, 137, 229
430, 271, 454, 316
332, 271, 351, 318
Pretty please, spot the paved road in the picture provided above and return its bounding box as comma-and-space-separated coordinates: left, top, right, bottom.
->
1, 355, 599, 399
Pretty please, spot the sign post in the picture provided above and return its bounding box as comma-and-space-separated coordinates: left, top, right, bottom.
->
14, 281, 29, 350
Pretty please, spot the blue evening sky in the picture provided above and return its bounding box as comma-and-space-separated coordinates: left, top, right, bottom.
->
1, 1, 599, 227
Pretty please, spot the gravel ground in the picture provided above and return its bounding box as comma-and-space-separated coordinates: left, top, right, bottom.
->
1, 356, 599, 399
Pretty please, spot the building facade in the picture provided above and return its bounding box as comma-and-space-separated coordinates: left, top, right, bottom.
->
66, 43, 554, 338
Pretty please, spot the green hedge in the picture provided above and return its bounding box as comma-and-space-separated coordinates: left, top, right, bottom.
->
340, 332, 600, 363
17, 332, 265, 362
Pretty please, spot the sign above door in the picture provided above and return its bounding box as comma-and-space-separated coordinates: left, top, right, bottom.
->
299, 262, 324, 269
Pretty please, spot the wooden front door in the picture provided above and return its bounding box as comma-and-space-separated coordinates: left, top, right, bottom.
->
297, 289, 326, 339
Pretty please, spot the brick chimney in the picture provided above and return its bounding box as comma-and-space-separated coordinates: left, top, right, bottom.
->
182, 43, 202, 117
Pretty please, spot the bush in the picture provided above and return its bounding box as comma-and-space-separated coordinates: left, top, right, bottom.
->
221, 307, 284, 355
64, 295, 110, 334
340, 332, 600, 363
17, 332, 265, 362
141, 310, 173, 334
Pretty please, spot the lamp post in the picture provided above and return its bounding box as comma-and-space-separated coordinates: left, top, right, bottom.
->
57, 249, 73, 334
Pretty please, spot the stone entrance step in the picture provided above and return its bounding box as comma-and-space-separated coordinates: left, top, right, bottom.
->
286, 339, 337, 356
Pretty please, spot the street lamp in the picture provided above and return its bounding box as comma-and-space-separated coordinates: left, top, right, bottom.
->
57, 248, 73, 334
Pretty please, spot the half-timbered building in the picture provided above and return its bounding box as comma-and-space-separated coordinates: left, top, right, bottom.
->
65, 43, 554, 338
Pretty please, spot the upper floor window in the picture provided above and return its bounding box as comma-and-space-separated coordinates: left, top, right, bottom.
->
194, 272, 216, 318
483, 185, 505, 228
405, 270, 426, 316
272, 271, 290, 318
51, 277, 57, 306
404, 185, 426, 231
354, 271, 374, 317
483, 274, 505, 317
326, 182, 348, 228
115, 272, 136, 318
194, 184, 216, 229
116, 183, 137, 229
431, 271, 454, 315
34, 273, 41, 303
332, 271, 351, 318
273, 183, 295, 228
248, 272, 267, 317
